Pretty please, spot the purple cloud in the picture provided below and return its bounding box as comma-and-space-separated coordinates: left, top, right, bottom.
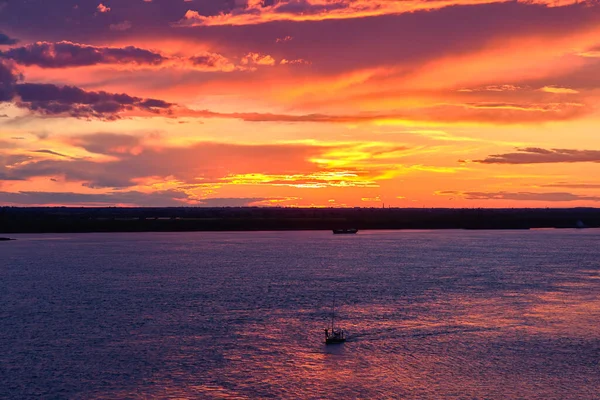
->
0, 31, 18, 45
14, 83, 172, 119
0, 60, 172, 119
0, 41, 166, 68
109, 20, 133, 31
0, 60, 18, 101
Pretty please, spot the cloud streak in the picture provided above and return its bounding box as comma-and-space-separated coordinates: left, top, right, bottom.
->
541, 183, 600, 189
180, 101, 590, 125
475, 148, 600, 164
175, 0, 589, 27
441, 190, 600, 202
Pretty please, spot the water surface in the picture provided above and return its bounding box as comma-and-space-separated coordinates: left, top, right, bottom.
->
1, 230, 599, 399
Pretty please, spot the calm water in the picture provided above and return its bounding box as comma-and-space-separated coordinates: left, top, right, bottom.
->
1, 230, 600, 399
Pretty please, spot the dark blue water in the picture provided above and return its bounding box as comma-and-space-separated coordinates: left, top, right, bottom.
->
1, 230, 599, 399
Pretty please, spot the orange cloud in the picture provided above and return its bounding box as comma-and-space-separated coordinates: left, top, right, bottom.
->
540, 86, 579, 94
96, 3, 110, 13
241, 52, 276, 67
280, 58, 311, 65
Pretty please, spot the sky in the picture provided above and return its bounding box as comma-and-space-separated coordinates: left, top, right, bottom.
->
2, 0, 600, 208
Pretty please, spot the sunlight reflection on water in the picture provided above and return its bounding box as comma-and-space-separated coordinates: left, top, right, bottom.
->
1, 230, 600, 398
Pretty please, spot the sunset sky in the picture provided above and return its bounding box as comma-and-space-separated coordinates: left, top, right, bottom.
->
2, 0, 600, 207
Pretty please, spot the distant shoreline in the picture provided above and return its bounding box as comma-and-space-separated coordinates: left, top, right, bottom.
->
1, 207, 598, 234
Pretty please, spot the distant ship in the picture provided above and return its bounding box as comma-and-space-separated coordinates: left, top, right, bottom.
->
332, 228, 358, 234
0, 237, 15, 241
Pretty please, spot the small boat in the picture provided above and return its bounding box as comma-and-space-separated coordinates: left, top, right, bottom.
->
0, 237, 15, 241
332, 228, 358, 234
324, 295, 346, 344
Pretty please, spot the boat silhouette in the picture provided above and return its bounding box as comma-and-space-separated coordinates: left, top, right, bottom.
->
324, 295, 346, 344
332, 228, 358, 234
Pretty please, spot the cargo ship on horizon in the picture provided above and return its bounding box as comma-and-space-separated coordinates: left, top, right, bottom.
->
332, 228, 358, 234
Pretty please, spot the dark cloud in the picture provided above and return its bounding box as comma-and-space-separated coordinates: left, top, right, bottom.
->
0, 60, 18, 101
32, 149, 76, 159
0, 31, 18, 45
13, 83, 172, 119
0, 41, 165, 68
475, 148, 600, 164
0, 41, 244, 72
0, 58, 172, 119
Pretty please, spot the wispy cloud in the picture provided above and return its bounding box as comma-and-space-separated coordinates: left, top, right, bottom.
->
179, 101, 590, 125
541, 182, 600, 189
475, 147, 600, 164
175, 0, 586, 27
439, 190, 600, 202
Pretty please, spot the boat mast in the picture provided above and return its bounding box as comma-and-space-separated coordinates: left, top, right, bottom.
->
331, 294, 335, 331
